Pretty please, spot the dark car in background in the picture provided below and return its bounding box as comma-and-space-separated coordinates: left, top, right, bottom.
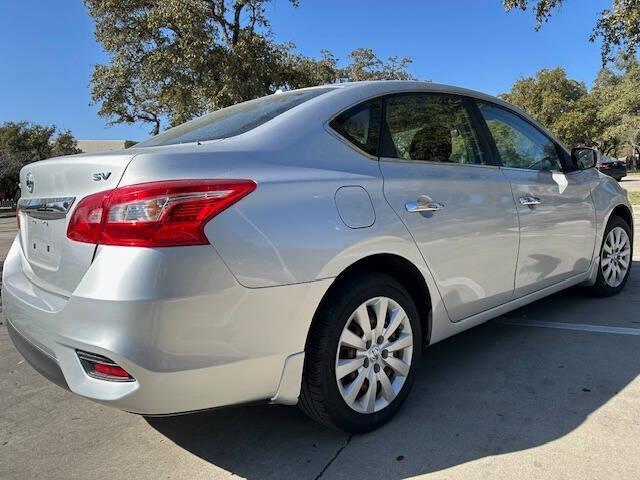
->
597, 154, 627, 181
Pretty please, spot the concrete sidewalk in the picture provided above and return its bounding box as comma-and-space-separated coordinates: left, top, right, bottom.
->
1, 219, 640, 479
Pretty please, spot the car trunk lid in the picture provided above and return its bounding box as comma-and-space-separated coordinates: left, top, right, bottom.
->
17, 151, 135, 296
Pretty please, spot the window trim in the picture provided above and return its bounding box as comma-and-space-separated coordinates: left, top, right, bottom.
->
472, 100, 572, 173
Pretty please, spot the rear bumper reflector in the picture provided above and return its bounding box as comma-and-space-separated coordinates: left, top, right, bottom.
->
76, 350, 135, 382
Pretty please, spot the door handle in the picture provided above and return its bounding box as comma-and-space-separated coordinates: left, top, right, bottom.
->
519, 195, 541, 206
405, 195, 445, 213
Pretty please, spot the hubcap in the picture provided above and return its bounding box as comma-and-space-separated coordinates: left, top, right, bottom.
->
335, 297, 413, 414
368, 346, 381, 362
601, 226, 631, 288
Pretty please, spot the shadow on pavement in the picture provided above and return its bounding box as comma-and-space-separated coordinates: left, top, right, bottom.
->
147, 264, 640, 479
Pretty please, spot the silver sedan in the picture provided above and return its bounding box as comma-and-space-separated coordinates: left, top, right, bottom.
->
3, 81, 633, 432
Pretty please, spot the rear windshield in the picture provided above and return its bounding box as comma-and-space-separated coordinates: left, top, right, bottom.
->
136, 88, 336, 147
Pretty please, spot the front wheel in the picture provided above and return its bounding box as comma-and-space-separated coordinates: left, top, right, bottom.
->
299, 273, 421, 432
589, 216, 633, 296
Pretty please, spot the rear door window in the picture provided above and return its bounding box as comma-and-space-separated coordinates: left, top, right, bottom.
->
381, 94, 486, 165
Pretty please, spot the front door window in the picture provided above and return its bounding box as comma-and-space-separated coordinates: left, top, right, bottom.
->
478, 102, 561, 171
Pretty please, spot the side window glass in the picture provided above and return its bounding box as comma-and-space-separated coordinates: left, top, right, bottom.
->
381, 94, 485, 165
330, 99, 382, 156
478, 102, 561, 171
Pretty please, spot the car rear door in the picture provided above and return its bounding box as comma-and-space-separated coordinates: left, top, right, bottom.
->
378, 93, 519, 322
475, 101, 596, 297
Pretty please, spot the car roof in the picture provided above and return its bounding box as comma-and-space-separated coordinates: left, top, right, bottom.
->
319, 80, 518, 109
312, 80, 561, 148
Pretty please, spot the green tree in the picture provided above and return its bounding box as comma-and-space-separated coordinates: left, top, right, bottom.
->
0, 122, 80, 199
503, 0, 640, 64
500, 68, 587, 128
591, 56, 640, 156
500, 61, 640, 157
85, 0, 413, 135
500, 68, 596, 146
340, 48, 414, 82
552, 93, 604, 149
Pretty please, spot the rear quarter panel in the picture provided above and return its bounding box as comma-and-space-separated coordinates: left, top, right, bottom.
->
118, 85, 452, 340
121, 130, 429, 289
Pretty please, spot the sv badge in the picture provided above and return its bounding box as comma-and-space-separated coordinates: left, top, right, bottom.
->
92, 172, 112, 181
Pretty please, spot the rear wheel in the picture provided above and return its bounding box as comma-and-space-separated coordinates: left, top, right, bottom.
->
299, 273, 421, 432
589, 216, 632, 296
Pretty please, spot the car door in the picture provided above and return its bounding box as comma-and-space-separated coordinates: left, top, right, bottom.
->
476, 101, 596, 297
378, 93, 519, 322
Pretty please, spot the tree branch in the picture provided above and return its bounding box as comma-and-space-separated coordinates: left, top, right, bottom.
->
248, 3, 258, 36
231, 1, 248, 45
137, 112, 161, 135
210, 0, 232, 44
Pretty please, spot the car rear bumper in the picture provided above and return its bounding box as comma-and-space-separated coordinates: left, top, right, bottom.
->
2, 237, 331, 414
6, 319, 69, 390
598, 166, 627, 179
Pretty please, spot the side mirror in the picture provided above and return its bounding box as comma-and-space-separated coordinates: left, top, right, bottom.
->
571, 147, 597, 170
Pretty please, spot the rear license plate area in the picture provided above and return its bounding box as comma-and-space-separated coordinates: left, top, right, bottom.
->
25, 216, 62, 269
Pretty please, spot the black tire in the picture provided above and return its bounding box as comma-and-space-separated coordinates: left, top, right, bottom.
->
299, 272, 422, 433
588, 216, 633, 297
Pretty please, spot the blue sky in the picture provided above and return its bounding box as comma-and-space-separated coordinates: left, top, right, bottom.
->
0, 0, 611, 142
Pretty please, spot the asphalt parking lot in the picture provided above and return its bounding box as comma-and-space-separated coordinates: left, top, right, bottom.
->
1, 205, 640, 479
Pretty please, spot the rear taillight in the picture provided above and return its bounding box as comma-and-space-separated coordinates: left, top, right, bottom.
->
67, 190, 108, 244
67, 179, 256, 247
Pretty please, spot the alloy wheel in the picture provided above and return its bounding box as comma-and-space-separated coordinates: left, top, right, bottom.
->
601, 226, 631, 288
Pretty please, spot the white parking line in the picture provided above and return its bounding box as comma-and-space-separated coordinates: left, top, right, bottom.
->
497, 319, 640, 336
